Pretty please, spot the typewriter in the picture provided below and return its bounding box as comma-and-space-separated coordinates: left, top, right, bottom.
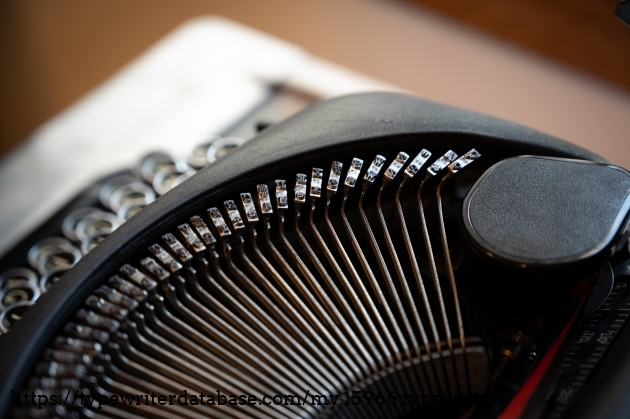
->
1, 17, 629, 419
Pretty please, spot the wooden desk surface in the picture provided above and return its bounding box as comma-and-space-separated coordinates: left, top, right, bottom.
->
1, 0, 629, 167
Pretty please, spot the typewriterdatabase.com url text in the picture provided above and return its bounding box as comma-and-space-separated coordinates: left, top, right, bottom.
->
11, 389, 498, 410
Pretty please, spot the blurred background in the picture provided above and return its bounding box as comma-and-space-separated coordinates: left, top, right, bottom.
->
1, 0, 629, 160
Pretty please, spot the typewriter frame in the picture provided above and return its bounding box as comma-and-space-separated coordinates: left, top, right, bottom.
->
0, 92, 623, 418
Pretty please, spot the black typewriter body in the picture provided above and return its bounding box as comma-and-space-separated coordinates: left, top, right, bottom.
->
1, 92, 629, 419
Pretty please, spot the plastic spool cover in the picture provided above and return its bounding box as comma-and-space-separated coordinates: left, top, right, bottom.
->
463, 156, 630, 268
